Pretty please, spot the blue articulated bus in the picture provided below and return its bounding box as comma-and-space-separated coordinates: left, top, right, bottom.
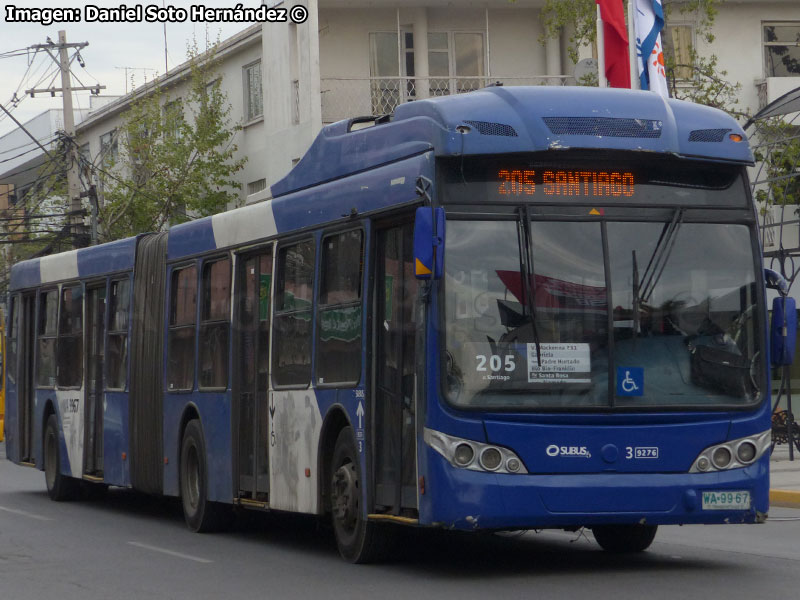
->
4, 86, 788, 562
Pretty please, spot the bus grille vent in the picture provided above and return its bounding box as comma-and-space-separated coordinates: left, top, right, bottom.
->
464, 120, 518, 137
688, 128, 730, 142
543, 117, 662, 138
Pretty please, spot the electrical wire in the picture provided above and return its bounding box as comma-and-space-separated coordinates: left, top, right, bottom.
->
0, 136, 57, 156
0, 145, 50, 164
6, 49, 41, 106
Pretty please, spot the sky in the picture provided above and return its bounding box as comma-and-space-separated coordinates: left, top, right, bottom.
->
0, 0, 263, 137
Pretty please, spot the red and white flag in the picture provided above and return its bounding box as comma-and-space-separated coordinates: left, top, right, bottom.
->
596, 0, 631, 88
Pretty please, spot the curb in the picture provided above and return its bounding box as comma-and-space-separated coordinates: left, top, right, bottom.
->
770, 489, 800, 509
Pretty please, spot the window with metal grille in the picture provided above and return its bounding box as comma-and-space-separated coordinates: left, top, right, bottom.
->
244, 61, 263, 121
764, 23, 800, 77
247, 178, 267, 195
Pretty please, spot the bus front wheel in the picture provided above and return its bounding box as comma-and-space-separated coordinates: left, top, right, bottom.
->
180, 419, 231, 532
44, 414, 78, 501
330, 426, 388, 563
591, 524, 658, 553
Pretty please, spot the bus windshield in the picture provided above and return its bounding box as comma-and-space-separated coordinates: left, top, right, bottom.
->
442, 217, 762, 411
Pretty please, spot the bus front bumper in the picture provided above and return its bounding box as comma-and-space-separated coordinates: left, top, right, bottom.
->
421, 449, 769, 531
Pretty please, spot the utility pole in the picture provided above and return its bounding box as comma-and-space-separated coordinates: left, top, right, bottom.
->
27, 31, 106, 248
57, 31, 82, 246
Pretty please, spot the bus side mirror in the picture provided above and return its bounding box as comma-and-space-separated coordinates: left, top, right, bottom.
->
414, 207, 445, 280
765, 268, 789, 295
771, 296, 797, 367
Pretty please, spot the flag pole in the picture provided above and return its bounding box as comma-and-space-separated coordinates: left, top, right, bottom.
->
596, 5, 607, 87
628, 0, 639, 89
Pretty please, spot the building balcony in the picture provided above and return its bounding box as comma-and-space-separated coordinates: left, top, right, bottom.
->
320, 75, 574, 124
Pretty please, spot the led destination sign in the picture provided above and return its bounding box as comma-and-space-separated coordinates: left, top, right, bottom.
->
498, 169, 635, 198
440, 156, 746, 207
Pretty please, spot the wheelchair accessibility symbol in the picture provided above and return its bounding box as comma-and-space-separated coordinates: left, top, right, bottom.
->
616, 367, 644, 396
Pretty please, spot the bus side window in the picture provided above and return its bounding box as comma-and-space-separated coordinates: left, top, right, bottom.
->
7, 295, 17, 386
199, 257, 231, 389
36, 290, 58, 388
107, 279, 131, 390
273, 239, 315, 387
168, 265, 198, 391
57, 285, 84, 388
317, 229, 364, 386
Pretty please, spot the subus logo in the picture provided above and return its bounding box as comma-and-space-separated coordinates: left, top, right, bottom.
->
546, 444, 591, 458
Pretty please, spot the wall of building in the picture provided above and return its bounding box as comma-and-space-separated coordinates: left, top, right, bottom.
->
700, 1, 800, 114
318, 6, 549, 80
262, 0, 323, 197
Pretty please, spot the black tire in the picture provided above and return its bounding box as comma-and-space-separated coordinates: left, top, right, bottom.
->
43, 414, 78, 501
330, 426, 390, 563
180, 419, 232, 532
592, 524, 658, 553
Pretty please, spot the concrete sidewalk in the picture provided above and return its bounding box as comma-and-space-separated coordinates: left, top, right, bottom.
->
770, 443, 800, 508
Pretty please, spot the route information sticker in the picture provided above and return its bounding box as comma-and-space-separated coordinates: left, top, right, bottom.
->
527, 343, 591, 384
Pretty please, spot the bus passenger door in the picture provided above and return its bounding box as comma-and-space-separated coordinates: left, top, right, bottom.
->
18, 293, 36, 463
374, 223, 419, 514
84, 284, 106, 477
235, 250, 273, 501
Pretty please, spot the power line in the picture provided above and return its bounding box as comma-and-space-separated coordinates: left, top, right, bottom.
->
6, 49, 42, 106
0, 211, 83, 222
0, 102, 57, 161
0, 144, 50, 164
0, 47, 36, 58
0, 159, 65, 179
0, 135, 57, 156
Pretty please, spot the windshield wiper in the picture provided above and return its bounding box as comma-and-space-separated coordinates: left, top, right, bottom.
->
518, 207, 542, 365
640, 207, 684, 304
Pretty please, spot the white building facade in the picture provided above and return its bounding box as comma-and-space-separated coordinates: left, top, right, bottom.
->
2, 0, 799, 210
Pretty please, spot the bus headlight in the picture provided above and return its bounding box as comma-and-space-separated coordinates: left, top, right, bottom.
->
689, 430, 770, 473
454, 443, 475, 467
737, 441, 757, 464
480, 448, 502, 471
712, 447, 732, 469
424, 428, 528, 474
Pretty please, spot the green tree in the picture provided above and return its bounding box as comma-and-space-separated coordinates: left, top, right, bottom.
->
99, 41, 246, 241
753, 120, 800, 209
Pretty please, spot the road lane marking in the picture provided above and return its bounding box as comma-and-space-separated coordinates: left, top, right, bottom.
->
0, 505, 53, 521
127, 542, 213, 564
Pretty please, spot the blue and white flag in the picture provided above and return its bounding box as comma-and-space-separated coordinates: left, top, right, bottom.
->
634, 0, 669, 98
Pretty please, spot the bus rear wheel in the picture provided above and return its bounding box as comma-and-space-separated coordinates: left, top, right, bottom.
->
44, 414, 78, 501
330, 426, 389, 563
591, 524, 658, 553
180, 419, 231, 532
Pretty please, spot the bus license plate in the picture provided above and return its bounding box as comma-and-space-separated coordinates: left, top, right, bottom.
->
701, 490, 751, 510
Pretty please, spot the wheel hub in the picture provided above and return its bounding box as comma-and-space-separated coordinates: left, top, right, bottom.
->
332, 462, 358, 531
